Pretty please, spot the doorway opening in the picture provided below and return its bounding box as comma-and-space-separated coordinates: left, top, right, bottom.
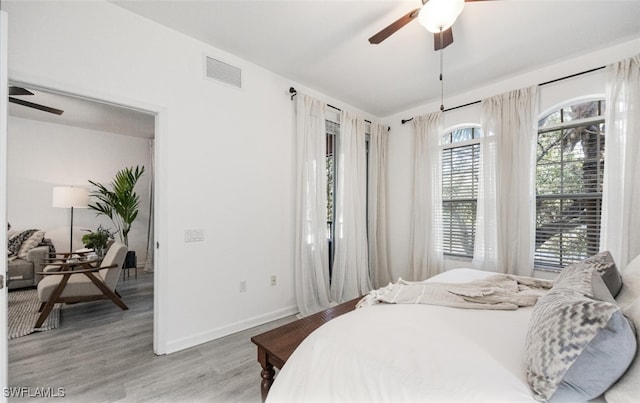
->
5, 80, 164, 396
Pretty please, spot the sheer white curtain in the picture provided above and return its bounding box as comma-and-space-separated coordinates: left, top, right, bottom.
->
601, 55, 640, 268
368, 123, 393, 288
473, 86, 538, 276
294, 93, 331, 316
330, 110, 371, 302
409, 113, 444, 280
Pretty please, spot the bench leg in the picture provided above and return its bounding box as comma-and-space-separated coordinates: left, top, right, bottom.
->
260, 364, 275, 402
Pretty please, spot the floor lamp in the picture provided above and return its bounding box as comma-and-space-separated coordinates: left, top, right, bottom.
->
52, 186, 89, 254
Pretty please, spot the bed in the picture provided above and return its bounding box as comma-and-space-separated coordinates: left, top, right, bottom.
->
266, 253, 640, 403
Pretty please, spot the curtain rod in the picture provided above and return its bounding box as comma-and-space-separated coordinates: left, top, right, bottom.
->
400, 65, 606, 125
289, 87, 390, 131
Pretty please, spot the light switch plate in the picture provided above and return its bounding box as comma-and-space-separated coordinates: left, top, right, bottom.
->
184, 229, 205, 242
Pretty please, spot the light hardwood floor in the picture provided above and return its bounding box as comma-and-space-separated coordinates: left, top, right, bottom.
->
8, 270, 295, 402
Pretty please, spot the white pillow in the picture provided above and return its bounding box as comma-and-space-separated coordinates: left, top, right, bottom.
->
606, 255, 640, 403
615, 254, 640, 309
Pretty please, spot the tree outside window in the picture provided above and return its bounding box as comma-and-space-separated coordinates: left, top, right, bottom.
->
535, 100, 605, 269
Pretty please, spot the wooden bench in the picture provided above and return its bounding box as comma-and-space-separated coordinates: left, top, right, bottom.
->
250, 298, 359, 401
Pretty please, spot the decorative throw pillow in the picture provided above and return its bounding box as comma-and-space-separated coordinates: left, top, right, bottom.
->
555, 251, 623, 299
7, 229, 34, 257
16, 230, 45, 259
605, 299, 640, 403
525, 289, 636, 402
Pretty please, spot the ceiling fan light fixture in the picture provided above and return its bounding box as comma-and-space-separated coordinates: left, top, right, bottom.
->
418, 0, 465, 33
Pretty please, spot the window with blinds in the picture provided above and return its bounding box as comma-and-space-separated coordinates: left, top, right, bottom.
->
535, 100, 605, 270
442, 127, 480, 258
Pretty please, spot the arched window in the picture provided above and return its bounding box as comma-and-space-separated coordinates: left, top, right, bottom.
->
441, 126, 480, 258
535, 99, 605, 269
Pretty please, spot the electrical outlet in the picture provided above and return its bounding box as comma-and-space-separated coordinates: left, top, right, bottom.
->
270, 275, 277, 286
239, 280, 247, 293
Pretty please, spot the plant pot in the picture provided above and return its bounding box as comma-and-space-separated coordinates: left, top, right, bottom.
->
124, 250, 137, 269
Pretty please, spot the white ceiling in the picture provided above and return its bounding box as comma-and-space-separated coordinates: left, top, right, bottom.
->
8, 83, 156, 138
8, 1, 640, 134
109, 0, 640, 118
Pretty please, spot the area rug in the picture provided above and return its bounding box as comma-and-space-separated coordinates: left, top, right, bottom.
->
8, 289, 60, 339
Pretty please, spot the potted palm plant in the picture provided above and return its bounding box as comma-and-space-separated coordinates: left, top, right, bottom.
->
88, 165, 145, 268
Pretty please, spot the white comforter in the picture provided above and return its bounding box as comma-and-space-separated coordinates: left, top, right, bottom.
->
267, 269, 538, 403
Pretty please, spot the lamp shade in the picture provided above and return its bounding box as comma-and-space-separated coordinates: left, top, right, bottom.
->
418, 0, 465, 33
52, 186, 89, 208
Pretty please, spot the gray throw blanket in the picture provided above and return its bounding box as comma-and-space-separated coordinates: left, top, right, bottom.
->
357, 274, 553, 310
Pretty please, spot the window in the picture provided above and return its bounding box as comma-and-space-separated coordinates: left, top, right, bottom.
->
441, 127, 480, 258
535, 100, 605, 269
325, 119, 370, 277
326, 120, 339, 276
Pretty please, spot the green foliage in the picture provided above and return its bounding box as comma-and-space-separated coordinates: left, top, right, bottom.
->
81, 225, 113, 251
534, 100, 605, 267
88, 166, 145, 247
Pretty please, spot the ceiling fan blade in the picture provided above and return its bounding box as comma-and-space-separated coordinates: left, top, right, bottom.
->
9, 86, 34, 96
434, 27, 454, 51
368, 8, 421, 44
9, 97, 64, 115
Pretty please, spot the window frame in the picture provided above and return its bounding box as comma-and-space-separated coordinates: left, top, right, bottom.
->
441, 126, 481, 259
326, 119, 339, 277
325, 119, 370, 278
534, 99, 606, 271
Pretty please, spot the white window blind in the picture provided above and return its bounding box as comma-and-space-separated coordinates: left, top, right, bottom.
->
535, 100, 605, 269
442, 128, 480, 258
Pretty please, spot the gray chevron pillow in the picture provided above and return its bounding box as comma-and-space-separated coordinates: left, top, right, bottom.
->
554, 251, 623, 298
525, 282, 636, 401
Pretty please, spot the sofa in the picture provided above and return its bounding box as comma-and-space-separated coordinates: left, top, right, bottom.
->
7, 228, 55, 290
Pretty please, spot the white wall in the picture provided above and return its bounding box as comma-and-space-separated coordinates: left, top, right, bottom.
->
2, 0, 375, 353
381, 38, 640, 281
7, 116, 152, 261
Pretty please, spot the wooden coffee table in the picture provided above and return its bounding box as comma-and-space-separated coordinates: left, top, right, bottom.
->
250, 298, 359, 401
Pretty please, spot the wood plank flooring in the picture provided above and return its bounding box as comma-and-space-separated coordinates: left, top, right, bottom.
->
8, 270, 296, 402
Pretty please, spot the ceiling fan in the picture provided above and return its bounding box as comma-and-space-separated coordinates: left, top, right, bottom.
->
368, 0, 495, 50
9, 86, 64, 115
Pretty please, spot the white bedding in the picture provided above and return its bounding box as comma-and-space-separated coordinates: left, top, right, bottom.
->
267, 269, 539, 403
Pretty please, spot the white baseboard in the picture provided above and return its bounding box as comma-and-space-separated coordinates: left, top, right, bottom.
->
164, 305, 299, 354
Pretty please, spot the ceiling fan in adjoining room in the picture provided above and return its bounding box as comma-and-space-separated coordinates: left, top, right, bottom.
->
368, 0, 497, 50
8, 86, 64, 115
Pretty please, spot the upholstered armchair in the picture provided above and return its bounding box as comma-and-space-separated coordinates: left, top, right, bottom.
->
35, 242, 129, 328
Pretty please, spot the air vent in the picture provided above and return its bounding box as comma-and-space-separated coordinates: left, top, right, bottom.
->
205, 56, 242, 89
